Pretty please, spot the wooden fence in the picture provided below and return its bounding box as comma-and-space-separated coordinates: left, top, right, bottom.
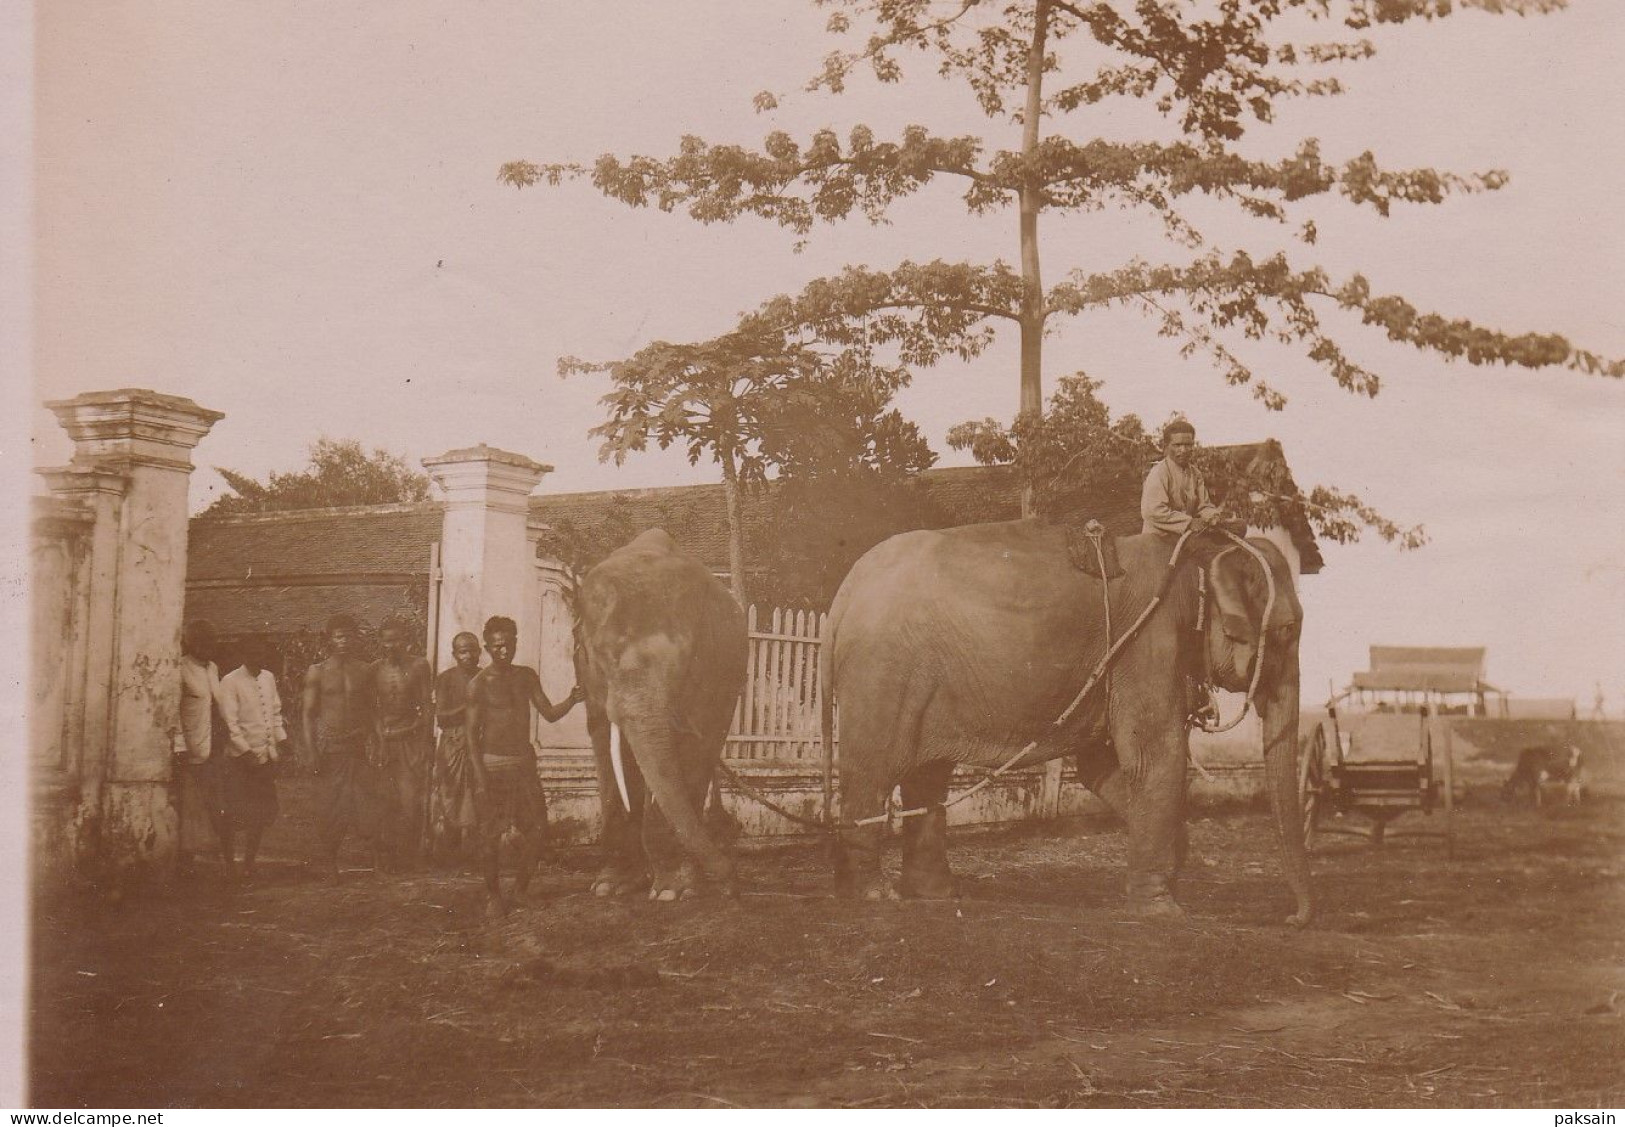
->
725, 606, 830, 762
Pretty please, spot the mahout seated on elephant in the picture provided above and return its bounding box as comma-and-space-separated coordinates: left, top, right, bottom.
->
575, 529, 749, 902
820, 519, 1313, 927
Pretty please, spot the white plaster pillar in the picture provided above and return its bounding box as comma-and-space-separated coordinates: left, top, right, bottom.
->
422, 446, 551, 673
44, 389, 222, 877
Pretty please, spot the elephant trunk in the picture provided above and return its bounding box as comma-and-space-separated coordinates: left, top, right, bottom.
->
1259, 659, 1313, 927
617, 717, 735, 888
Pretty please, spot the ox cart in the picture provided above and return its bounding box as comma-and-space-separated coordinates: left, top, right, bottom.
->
1298, 692, 1457, 857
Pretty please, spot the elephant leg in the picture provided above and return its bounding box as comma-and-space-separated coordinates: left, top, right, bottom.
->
1116, 725, 1190, 919
833, 754, 895, 902
1078, 741, 1188, 871
589, 711, 648, 897
644, 731, 719, 902
898, 761, 955, 900
1076, 740, 1130, 822
623, 719, 736, 897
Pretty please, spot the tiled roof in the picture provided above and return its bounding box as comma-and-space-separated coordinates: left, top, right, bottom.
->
524, 451, 1325, 573
187, 503, 442, 581
184, 442, 1324, 633
186, 583, 428, 638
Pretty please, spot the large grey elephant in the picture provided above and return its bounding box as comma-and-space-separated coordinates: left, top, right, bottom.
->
819, 520, 1312, 926
575, 529, 748, 901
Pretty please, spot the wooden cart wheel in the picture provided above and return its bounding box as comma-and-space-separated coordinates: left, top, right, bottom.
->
1298, 724, 1327, 850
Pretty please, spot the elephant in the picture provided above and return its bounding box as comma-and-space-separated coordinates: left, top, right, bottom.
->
818, 518, 1312, 926
575, 529, 748, 901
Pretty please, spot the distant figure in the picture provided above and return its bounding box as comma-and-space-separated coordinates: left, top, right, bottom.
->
1502, 744, 1585, 807
372, 615, 433, 868
1141, 419, 1241, 539
174, 620, 230, 875
302, 614, 381, 880
466, 615, 584, 919
431, 632, 483, 860
218, 639, 287, 880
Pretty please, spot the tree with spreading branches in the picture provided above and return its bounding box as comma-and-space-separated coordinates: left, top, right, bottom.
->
205, 438, 431, 517
562, 326, 932, 606
503, 0, 1618, 535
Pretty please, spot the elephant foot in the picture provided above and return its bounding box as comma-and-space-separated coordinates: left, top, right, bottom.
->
899, 806, 954, 900
1284, 904, 1313, 929
1124, 894, 1186, 922
857, 876, 902, 903
484, 893, 509, 922
590, 863, 649, 898
898, 872, 957, 900
648, 860, 702, 903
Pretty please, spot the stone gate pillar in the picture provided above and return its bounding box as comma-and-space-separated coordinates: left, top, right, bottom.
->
43, 389, 223, 879
422, 446, 551, 672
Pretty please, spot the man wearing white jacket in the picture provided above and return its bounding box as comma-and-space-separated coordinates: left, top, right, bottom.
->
218, 639, 288, 880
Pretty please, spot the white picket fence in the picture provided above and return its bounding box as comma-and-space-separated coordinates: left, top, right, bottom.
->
725, 605, 830, 762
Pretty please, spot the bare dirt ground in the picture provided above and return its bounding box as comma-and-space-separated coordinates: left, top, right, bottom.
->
30, 794, 1624, 1108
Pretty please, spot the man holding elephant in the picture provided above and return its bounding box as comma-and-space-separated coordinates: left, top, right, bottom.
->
466, 615, 584, 918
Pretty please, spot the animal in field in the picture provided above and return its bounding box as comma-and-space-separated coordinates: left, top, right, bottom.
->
1501, 744, 1585, 807
575, 529, 748, 901
820, 519, 1312, 926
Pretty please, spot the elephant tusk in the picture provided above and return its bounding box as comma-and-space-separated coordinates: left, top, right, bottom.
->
609, 722, 631, 813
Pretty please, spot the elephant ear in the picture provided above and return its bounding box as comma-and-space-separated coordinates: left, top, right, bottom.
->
1064, 522, 1124, 580
1207, 540, 1300, 636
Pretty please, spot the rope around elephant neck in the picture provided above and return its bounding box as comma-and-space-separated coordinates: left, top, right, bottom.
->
1190, 533, 1277, 736
712, 528, 1277, 833
850, 524, 1202, 828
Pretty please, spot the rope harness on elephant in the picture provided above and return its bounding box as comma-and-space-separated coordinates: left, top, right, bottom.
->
1189, 536, 1277, 736
701, 527, 1278, 834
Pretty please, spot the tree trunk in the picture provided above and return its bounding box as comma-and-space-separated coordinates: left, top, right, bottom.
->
1017, 0, 1050, 518
721, 455, 748, 608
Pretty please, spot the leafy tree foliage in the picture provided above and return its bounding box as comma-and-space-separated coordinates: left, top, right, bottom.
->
504, 0, 1618, 537
206, 438, 430, 516
561, 326, 933, 605
952, 372, 1426, 547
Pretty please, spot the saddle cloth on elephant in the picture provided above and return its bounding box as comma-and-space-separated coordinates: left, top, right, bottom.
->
1060, 516, 1125, 580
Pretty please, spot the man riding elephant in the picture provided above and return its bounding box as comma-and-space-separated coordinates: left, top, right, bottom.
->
821, 486, 1312, 926
1142, 417, 1247, 725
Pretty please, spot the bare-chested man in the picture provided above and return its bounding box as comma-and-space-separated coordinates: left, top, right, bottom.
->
302, 614, 380, 879
466, 615, 583, 918
372, 615, 433, 868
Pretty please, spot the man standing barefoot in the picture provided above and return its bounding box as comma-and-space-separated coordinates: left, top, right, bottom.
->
218, 639, 287, 881
466, 615, 583, 919
302, 614, 379, 880
430, 632, 482, 862
372, 615, 433, 869
174, 620, 230, 878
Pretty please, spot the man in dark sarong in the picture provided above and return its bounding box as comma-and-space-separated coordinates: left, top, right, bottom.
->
302, 614, 380, 880
372, 615, 433, 869
430, 631, 482, 861
466, 615, 583, 918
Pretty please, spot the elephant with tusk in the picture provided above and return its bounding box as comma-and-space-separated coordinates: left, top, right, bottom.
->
575, 530, 748, 901
820, 520, 1312, 927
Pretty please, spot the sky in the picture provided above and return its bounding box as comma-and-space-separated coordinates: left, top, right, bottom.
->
24, 0, 1625, 708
